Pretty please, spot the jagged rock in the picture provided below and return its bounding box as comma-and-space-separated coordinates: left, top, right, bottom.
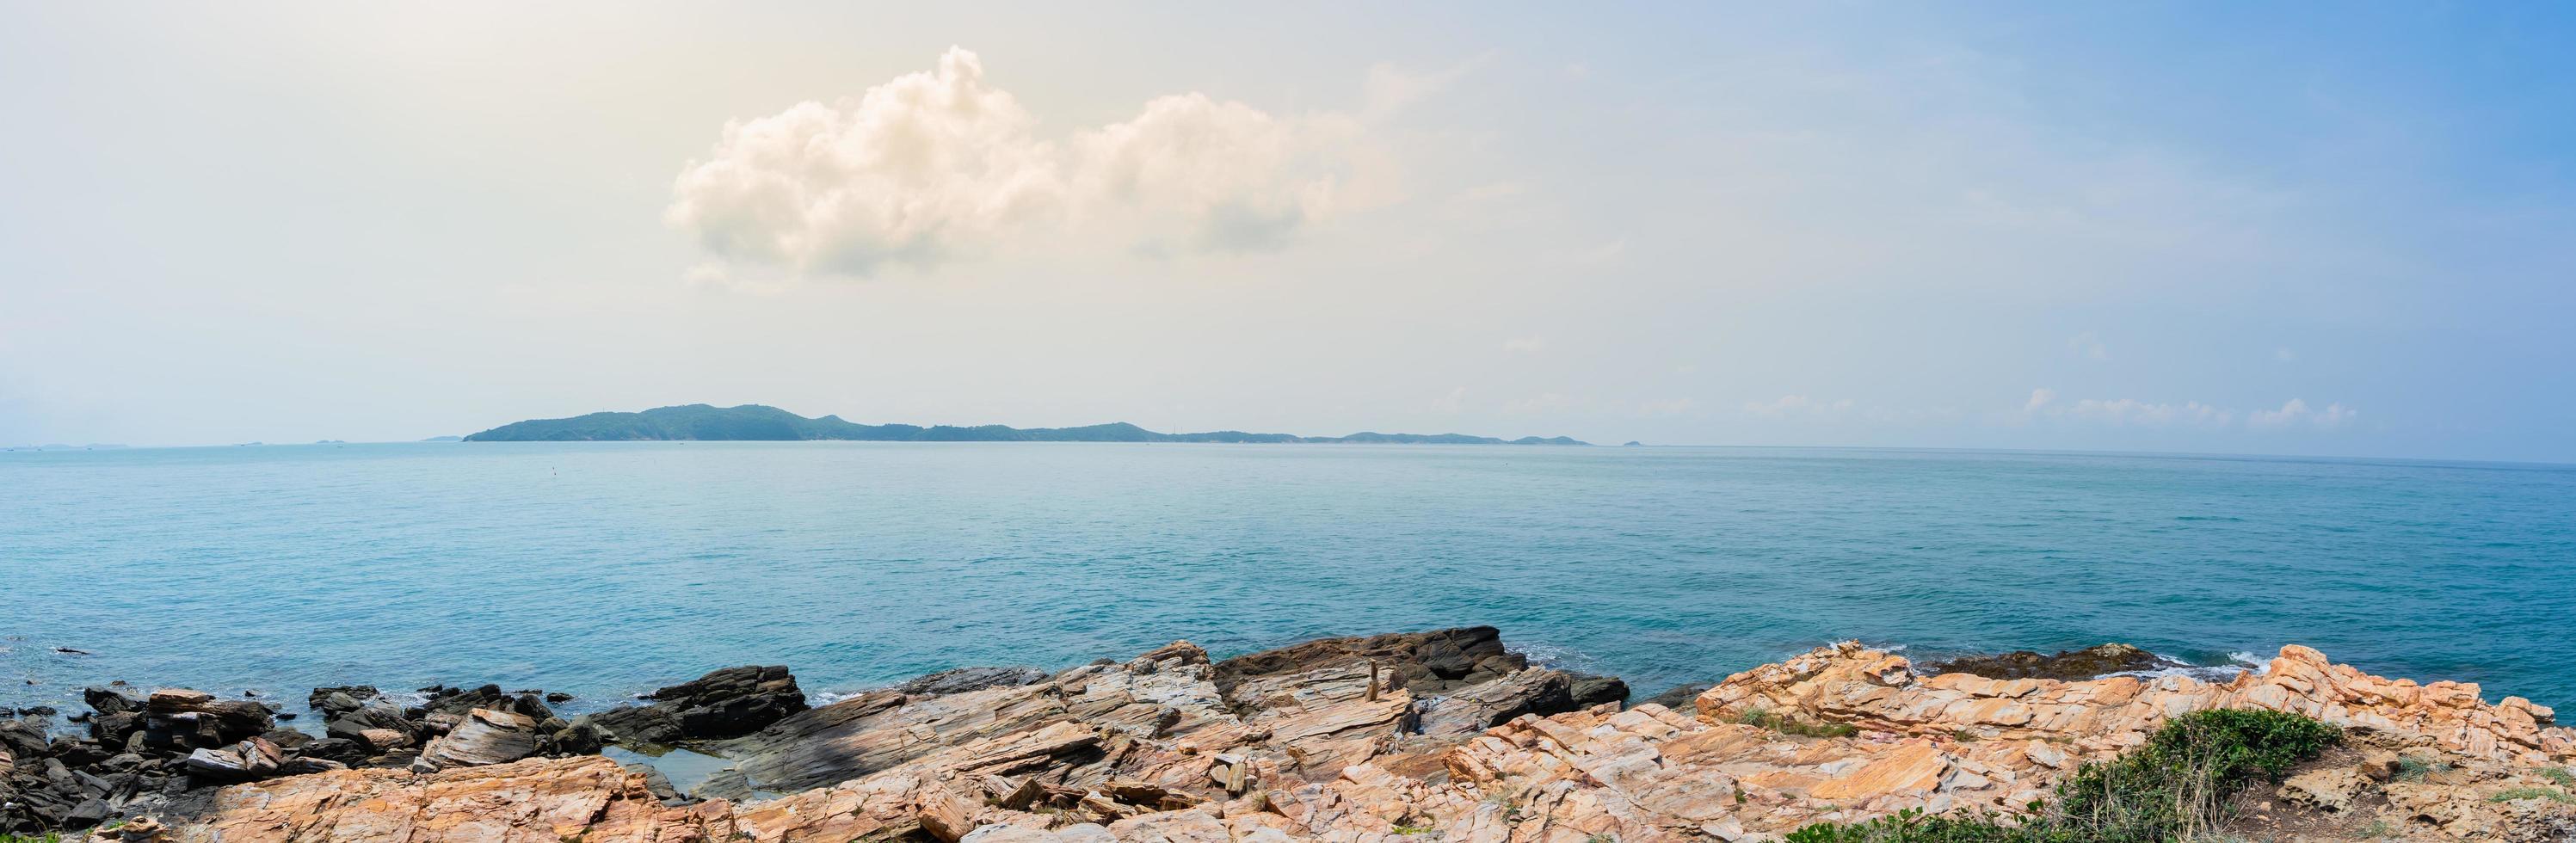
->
898, 666, 1053, 697
418, 709, 540, 768
586, 665, 808, 745
306, 685, 378, 717
0, 717, 48, 760
1415, 668, 1577, 736
1921, 643, 2165, 680
1209, 625, 1525, 696
422, 683, 554, 722
183, 736, 283, 783
83, 685, 149, 717
324, 698, 416, 743
647, 665, 807, 738
584, 702, 683, 745
295, 737, 367, 765
143, 689, 274, 752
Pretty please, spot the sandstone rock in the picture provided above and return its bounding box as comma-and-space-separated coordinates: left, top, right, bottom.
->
2278, 766, 2366, 811
143, 689, 274, 752
418, 708, 540, 768
1697, 642, 2576, 766
131, 637, 2576, 843
353, 728, 413, 753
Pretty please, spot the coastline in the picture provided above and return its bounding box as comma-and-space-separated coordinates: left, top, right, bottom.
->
6, 628, 2570, 842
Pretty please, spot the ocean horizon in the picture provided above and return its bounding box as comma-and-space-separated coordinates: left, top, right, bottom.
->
7, 440, 2570, 716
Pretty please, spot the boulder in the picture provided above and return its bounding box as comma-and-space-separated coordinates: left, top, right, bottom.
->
418, 708, 541, 768
143, 688, 274, 751
647, 665, 808, 739
306, 685, 379, 717
1570, 674, 1630, 708
324, 698, 417, 743
183, 736, 284, 783
83, 685, 148, 717
0, 718, 48, 760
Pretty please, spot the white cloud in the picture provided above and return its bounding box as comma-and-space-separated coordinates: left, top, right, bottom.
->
2063, 397, 2232, 428
1502, 335, 1547, 353
2248, 398, 2355, 429
667, 47, 1394, 281
1745, 394, 1854, 419
2021, 389, 2352, 431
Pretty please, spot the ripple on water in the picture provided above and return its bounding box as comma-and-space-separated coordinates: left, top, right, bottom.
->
2, 443, 2572, 714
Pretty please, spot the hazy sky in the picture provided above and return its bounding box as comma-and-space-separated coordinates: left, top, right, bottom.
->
4, 3, 2572, 460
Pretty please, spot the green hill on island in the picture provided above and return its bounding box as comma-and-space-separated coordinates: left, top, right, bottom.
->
460, 404, 1588, 446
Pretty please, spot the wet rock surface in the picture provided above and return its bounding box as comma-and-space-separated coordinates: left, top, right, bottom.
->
1919, 642, 2166, 680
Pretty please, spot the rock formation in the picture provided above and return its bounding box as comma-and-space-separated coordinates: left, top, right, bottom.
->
26, 635, 2576, 842
585, 665, 809, 745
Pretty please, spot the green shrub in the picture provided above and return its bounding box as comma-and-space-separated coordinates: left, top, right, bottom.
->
2536, 766, 2576, 788
1786, 709, 2341, 843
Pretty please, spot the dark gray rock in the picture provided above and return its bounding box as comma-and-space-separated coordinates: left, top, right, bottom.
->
891, 666, 1049, 697
1210, 626, 1527, 696
1569, 674, 1630, 709
586, 666, 807, 745
308, 686, 379, 717
325, 698, 417, 743
1415, 669, 1576, 736
143, 689, 274, 752
1922, 643, 2166, 681
83, 685, 149, 717
1638, 682, 1713, 711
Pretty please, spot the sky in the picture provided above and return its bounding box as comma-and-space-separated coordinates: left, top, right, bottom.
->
2, 3, 2571, 461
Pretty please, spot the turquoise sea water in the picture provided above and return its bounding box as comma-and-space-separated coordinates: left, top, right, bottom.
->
3, 442, 2572, 717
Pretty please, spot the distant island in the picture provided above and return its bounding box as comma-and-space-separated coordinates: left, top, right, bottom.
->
461, 404, 1590, 446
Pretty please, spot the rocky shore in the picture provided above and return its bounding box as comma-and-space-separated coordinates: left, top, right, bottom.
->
3, 628, 2569, 841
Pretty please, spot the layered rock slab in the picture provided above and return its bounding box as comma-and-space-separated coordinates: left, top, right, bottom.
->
132, 641, 2576, 842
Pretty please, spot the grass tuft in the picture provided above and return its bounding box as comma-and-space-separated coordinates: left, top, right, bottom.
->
1731, 708, 1861, 739
2487, 786, 2575, 804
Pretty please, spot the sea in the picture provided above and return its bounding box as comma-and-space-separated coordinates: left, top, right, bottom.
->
3, 442, 2572, 719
